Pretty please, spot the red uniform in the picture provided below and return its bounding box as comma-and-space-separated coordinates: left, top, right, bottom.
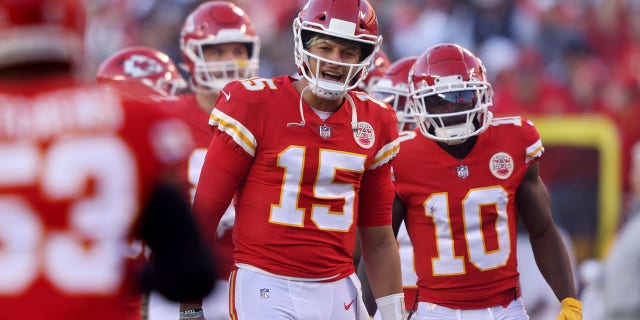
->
169, 93, 234, 281
0, 78, 194, 319
194, 75, 400, 279
169, 94, 215, 202
392, 116, 543, 309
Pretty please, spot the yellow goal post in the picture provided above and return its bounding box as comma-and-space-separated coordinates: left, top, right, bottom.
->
529, 115, 621, 259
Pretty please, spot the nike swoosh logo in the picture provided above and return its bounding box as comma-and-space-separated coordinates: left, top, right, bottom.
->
344, 299, 355, 310
221, 89, 231, 101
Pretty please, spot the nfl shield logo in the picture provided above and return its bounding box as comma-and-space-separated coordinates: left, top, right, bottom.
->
260, 288, 270, 298
319, 125, 331, 139
457, 165, 469, 179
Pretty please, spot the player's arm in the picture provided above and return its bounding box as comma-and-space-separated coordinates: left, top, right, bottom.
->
138, 181, 216, 302
180, 133, 252, 317
358, 164, 405, 320
517, 161, 582, 319
391, 194, 408, 237
192, 133, 251, 244
358, 193, 408, 317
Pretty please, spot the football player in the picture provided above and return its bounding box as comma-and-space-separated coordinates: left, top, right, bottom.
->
358, 49, 391, 93
142, 2, 261, 320
96, 46, 187, 97
391, 42, 582, 320
369, 56, 418, 133
96, 46, 191, 319
0, 1, 215, 319
359, 55, 420, 318
191, 0, 405, 319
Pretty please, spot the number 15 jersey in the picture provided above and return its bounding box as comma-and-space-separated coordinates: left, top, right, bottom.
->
198, 75, 400, 280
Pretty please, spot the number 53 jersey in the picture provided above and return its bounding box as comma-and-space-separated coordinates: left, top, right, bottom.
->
392, 116, 544, 309
0, 80, 194, 319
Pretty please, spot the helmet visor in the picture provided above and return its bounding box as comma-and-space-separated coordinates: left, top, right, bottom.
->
424, 90, 477, 113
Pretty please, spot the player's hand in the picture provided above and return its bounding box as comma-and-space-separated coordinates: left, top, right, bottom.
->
216, 206, 235, 237
556, 297, 582, 320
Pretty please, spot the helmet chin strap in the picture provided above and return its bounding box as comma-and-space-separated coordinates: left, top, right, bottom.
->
287, 86, 308, 127
189, 77, 222, 95
309, 79, 344, 100
287, 85, 359, 131
343, 93, 359, 131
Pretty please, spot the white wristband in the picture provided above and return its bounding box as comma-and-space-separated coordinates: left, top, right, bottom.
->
375, 293, 406, 320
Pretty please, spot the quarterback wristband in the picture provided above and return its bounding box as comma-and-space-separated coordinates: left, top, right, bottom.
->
179, 308, 203, 319
376, 293, 406, 320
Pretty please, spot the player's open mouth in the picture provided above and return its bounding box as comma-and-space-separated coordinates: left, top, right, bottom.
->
322, 70, 342, 82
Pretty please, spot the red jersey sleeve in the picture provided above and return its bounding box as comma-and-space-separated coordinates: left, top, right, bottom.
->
357, 162, 395, 227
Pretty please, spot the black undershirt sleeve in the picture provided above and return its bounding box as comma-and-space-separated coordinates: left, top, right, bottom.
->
138, 182, 217, 301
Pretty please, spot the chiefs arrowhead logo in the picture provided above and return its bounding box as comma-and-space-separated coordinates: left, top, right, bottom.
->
123, 55, 163, 78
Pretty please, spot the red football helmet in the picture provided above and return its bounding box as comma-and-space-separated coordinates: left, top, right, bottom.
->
359, 49, 391, 92
0, 0, 86, 72
180, 1, 260, 92
96, 47, 187, 96
369, 56, 417, 131
293, 0, 382, 99
409, 43, 493, 144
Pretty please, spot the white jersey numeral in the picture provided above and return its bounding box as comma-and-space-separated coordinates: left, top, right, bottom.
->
270, 147, 366, 231
424, 187, 510, 275
0, 137, 138, 294
240, 78, 277, 91
188, 148, 207, 204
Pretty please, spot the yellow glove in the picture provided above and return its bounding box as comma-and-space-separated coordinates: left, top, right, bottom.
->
557, 297, 582, 320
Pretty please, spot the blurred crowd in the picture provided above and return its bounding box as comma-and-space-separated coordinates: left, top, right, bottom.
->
86, 0, 640, 253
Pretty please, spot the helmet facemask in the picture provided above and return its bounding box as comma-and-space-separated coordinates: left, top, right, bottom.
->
155, 77, 188, 96
293, 18, 379, 100
182, 38, 260, 93
410, 75, 493, 145
371, 85, 414, 131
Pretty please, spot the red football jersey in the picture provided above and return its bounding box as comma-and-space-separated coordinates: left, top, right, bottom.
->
393, 116, 544, 309
198, 75, 400, 279
0, 78, 193, 319
169, 94, 214, 203
169, 93, 234, 281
